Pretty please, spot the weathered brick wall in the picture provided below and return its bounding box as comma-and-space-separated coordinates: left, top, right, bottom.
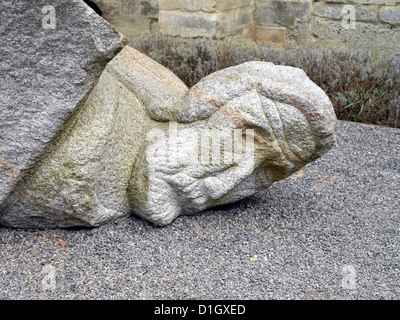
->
93, 0, 400, 54
255, 0, 311, 45
255, 0, 400, 53
308, 0, 400, 54
158, 0, 255, 38
93, 0, 159, 39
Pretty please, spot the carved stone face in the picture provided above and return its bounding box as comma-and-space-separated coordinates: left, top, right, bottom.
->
130, 60, 337, 226
0, 45, 337, 228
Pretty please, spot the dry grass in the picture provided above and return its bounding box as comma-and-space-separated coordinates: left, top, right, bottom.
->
132, 32, 400, 128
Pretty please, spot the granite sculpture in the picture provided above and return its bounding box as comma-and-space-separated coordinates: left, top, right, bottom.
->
0, 0, 337, 228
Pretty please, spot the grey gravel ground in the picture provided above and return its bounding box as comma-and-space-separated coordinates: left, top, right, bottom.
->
0, 121, 399, 300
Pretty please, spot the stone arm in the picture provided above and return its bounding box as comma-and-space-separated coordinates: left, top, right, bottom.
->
202, 151, 258, 200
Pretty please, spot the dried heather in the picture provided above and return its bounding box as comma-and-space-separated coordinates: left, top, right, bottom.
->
132, 32, 400, 128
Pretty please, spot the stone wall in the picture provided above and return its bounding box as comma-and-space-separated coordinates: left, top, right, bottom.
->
93, 0, 400, 54
255, 0, 400, 53
93, 0, 159, 38
309, 0, 400, 54
158, 0, 255, 39
255, 0, 312, 46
